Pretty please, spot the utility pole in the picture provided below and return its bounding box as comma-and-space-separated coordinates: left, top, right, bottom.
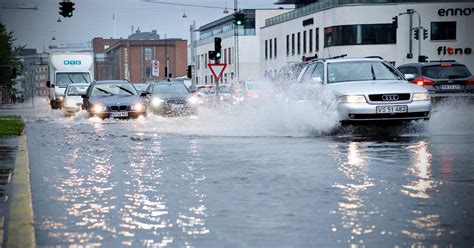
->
190, 21, 196, 90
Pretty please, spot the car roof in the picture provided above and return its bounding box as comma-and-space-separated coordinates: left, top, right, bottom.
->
92, 80, 131, 84
151, 81, 185, 85
66, 83, 90, 87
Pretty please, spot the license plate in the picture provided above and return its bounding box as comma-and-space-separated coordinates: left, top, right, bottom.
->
376, 105, 408, 114
440, 84, 461, 90
110, 112, 129, 118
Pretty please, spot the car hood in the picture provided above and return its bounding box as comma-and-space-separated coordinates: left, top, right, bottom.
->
65, 95, 83, 104
89, 95, 143, 105
151, 92, 190, 100
326, 80, 427, 96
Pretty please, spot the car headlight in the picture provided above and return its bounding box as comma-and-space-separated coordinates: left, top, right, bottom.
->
92, 104, 106, 113
64, 98, 75, 107
151, 97, 165, 106
339, 95, 366, 103
131, 103, 145, 111
413, 92, 430, 101
57, 95, 64, 101
188, 96, 200, 105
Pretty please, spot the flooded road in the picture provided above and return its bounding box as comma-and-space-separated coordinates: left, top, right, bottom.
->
17, 98, 474, 247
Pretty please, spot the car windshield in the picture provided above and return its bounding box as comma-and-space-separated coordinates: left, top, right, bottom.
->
56, 72, 91, 87
327, 61, 402, 83
91, 83, 137, 97
422, 65, 472, 79
153, 83, 189, 93
219, 86, 232, 94
66, 85, 88, 96
134, 84, 149, 92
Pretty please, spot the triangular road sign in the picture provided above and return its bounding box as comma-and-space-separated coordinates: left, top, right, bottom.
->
208, 63, 227, 82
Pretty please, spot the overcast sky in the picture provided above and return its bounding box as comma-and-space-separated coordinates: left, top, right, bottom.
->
0, 0, 283, 51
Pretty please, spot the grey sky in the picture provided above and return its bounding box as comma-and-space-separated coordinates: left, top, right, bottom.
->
0, 0, 281, 51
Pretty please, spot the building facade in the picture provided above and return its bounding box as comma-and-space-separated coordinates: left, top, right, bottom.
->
20, 52, 49, 97
260, 0, 474, 78
93, 37, 188, 83
194, 8, 290, 85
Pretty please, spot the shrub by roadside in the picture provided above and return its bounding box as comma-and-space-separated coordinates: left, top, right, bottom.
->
0, 116, 25, 136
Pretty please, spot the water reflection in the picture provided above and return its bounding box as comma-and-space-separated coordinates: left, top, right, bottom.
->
401, 140, 445, 242
332, 142, 375, 245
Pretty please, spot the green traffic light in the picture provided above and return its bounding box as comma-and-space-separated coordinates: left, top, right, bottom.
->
236, 20, 242, 25
215, 52, 221, 59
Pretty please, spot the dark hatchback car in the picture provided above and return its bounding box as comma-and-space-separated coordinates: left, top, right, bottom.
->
398, 62, 474, 101
82, 80, 147, 119
145, 81, 198, 116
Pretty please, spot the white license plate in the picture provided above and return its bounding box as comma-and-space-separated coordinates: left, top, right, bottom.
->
440, 84, 461, 90
110, 112, 129, 118
376, 105, 408, 114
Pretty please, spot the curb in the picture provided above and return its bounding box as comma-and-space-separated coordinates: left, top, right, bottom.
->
6, 134, 36, 248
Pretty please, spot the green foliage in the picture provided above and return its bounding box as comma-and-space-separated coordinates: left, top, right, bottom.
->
0, 115, 25, 136
0, 22, 22, 90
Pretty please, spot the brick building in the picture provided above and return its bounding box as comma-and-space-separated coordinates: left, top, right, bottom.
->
93, 36, 188, 83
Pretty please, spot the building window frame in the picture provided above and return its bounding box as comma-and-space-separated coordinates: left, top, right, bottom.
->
431, 21, 456, 40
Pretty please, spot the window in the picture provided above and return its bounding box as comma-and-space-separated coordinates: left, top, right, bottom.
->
228, 48, 232, 64
144, 47, 152, 61
265, 40, 268, 60
309, 29, 313, 53
431, 21, 456, 40
145, 66, 151, 77
274, 38, 277, 58
303, 30, 307, 54
300, 63, 324, 84
315, 28, 319, 51
224, 48, 227, 64
292, 33, 295, 55
324, 24, 396, 47
269, 39, 273, 59
297, 32, 301, 55
205, 55, 208, 68
286, 35, 290, 56
398, 66, 418, 76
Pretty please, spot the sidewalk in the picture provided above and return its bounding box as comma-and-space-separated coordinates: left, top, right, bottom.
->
0, 105, 36, 247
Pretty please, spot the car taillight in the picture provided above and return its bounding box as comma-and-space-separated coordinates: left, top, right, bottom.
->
467, 77, 474, 85
414, 77, 434, 86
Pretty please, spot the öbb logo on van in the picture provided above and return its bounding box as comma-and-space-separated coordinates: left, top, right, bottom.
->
63, 60, 82, 65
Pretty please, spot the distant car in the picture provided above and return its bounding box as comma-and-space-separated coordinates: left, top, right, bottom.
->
82, 80, 147, 119
146, 81, 198, 116
210, 84, 235, 104
194, 85, 214, 105
293, 57, 431, 123
63, 83, 89, 116
397, 61, 474, 101
243, 81, 273, 101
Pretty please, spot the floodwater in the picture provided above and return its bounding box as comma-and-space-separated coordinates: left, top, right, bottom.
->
15, 96, 474, 247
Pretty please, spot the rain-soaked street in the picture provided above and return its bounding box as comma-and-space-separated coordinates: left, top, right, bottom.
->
13, 98, 474, 247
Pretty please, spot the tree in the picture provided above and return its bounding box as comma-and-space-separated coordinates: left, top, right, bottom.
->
0, 22, 22, 91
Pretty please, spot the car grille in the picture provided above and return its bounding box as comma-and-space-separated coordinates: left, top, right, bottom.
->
348, 112, 429, 120
110, 105, 129, 111
368, 93, 410, 102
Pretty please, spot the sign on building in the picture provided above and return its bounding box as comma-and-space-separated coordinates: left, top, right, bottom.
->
152, 60, 159, 77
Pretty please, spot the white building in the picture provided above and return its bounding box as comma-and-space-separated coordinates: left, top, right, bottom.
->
194, 8, 290, 85
260, 0, 474, 78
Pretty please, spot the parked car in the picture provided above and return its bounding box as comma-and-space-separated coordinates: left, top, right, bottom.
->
293, 57, 431, 123
146, 81, 198, 116
397, 61, 474, 101
82, 80, 147, 119
63, 83, 89, 116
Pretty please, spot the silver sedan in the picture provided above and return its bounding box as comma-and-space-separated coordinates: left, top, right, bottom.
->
295, 58, 431, 123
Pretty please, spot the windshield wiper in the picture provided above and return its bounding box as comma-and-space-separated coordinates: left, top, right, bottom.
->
96, 87, 114, 95
117, 86, 134, 95
371, 64, 376, 80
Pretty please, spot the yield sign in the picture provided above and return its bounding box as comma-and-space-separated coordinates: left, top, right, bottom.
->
208, 63, 227, 82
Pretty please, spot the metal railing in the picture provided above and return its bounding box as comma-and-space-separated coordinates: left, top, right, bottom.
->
265, 0, 473, 27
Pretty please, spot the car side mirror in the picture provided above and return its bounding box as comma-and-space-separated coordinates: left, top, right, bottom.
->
46, 81, 51, 88
311, 76, 322, 84
81, 94, 88, 99
404, 73, 415, 81
140, 92, 148, 97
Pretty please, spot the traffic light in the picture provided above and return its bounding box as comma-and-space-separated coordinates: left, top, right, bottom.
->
413, 28, 419, 40
187, 65, 192, 78
59, 1, 75, 18
214, 37, 222, 60
423, 28, 428, 40
233, 11, 245, 26
392, 16, 398, 29
418, 55, 428, 63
